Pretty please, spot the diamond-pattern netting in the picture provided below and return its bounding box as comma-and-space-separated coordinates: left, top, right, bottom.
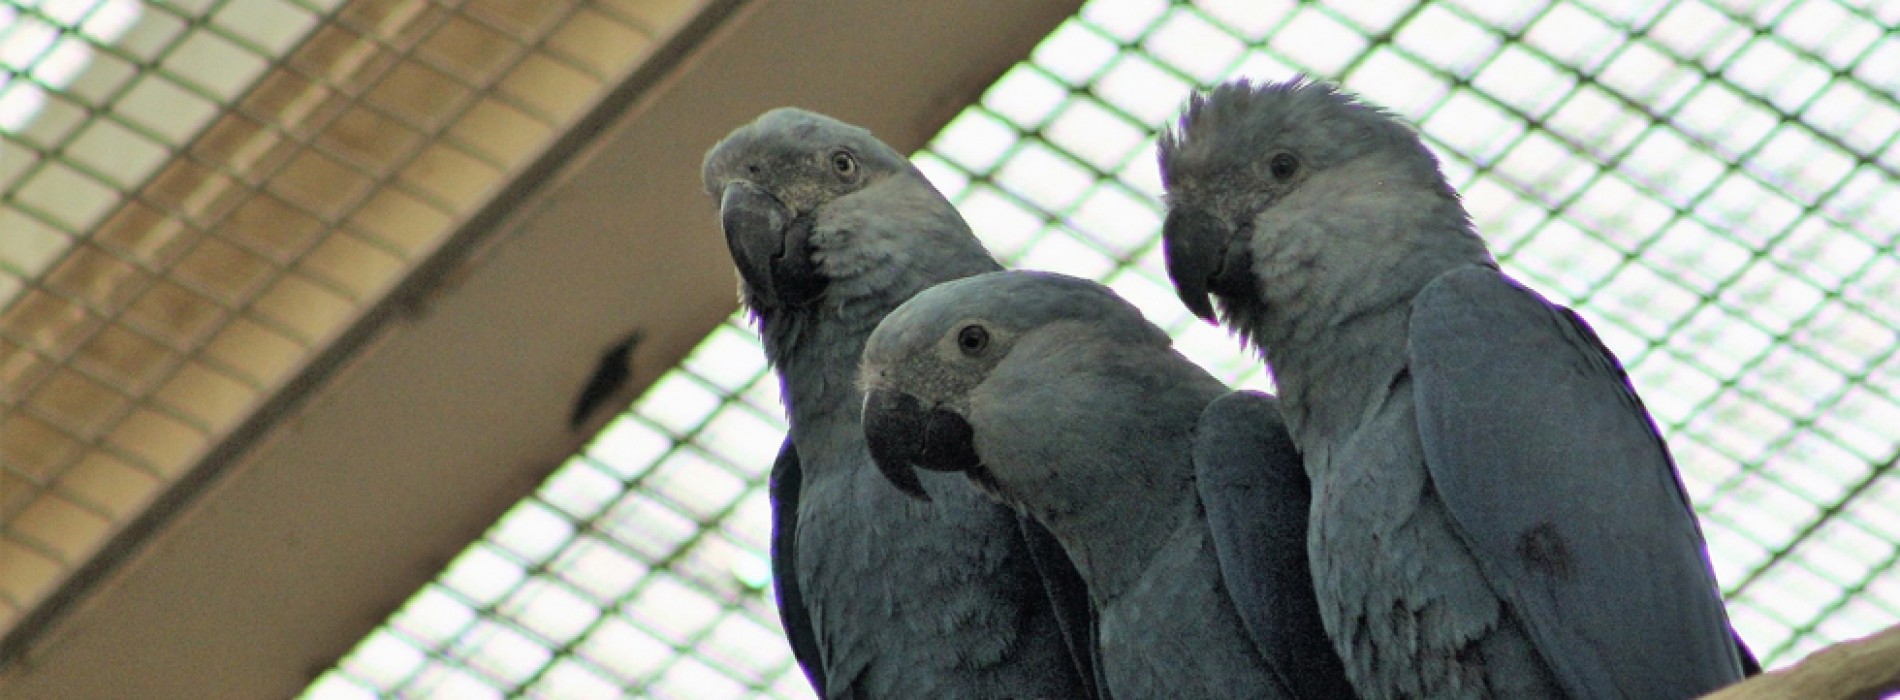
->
306, 0, 1900, 697
1, 0, 693, 640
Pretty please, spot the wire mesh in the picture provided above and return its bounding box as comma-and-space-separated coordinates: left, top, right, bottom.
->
1, 0, 689, 640
303, 0, 1899, 697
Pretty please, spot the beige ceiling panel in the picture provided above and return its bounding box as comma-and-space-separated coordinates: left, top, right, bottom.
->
170, 237, 274, 306
90, 202, 193, 270
2, 292, 95, 362
193, 113, 300, 184
273, 148, 379, 220
301, 232, 408, 301
499, 53, 596, 120
120, 280, 225, 350
450, 97, 554, 166
152, 361, 261, 434
0, 341, 50, 404
220, 193, 327, 265
349, 188, 455, 256
252, 273, 356, 343
9, 495, 110, 565
25, 369, 127, 440
0, 540, 61, 614
418, 13, 525, 82
402, 143, 506, 212
144, 158, 246, 227
549, 7, 655, 74
0, 414, 77, 483
40, 244, 150, 317
202, 318, 306, 388
103, 407, 206, 479
69, 325, 175, 398
49, 452, 159, 524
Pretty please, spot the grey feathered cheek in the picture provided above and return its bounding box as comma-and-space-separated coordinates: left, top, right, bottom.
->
811, 226, 888, 280
808, 223, 844, 246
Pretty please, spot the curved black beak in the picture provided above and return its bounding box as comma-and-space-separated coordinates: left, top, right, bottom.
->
720, 181, 824, 308
862, 388, 982, 502
1162, 208, 1236, 323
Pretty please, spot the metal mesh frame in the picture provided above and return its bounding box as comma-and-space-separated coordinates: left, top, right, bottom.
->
290, 0, 1897, 696
1, 0, 695, 641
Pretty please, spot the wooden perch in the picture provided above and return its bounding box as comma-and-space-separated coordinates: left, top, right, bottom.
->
1704, 623, 1900, 700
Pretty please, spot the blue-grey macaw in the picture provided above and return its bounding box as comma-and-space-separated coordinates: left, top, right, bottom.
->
860, 269, 1356, 700
1155, 79, 1763, 696
703, 108, 1096, 699
1158, 78, 1757, 698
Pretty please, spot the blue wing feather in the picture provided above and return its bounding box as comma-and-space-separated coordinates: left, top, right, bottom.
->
1409, 265, 1747, 698
1195, 390, 1357, 700
769, 438, 826, 694
1015, 514, 1104, 700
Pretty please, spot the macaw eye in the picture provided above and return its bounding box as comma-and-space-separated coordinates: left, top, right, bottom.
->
830, 150, 858, 178
1270, 153, 1298, 180
955, 325, 989, 356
